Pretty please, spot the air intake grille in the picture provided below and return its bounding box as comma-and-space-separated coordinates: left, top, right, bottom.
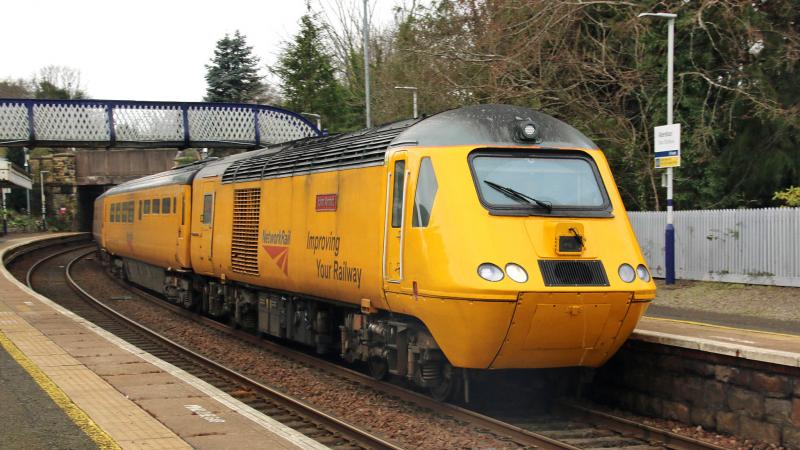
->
221, 119, 416, 183
538, 260, 609, 287
231, 188, 261, 276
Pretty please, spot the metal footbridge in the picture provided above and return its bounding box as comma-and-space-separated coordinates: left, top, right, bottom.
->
0, 99, 321, 150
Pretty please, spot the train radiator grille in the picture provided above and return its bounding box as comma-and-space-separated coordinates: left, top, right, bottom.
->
231, 188, 262, 276
538, 260, 609, 287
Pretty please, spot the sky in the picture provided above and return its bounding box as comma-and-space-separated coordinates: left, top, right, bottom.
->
1, 0, 398, 102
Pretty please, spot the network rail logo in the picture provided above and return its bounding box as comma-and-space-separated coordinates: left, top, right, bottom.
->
262, 230, 291, 276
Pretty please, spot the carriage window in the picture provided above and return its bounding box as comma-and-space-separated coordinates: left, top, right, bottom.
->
162, 197, 171, 214
202, 194, 213, 225
152, 198, 161, 214
114, 203, 121, 222
128, 202, 134, 223
143, 199, 151, 214
121, 203, 127, 223
412, 157, 438, 228
181, 194, 185, 225
110, 204, 115, 222
138, 200, 142, 220
391, 160, 406, 228
173, 196, 177, 214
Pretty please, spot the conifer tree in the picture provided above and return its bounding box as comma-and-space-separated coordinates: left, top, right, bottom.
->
274, 9, 354, 131
205, 31, 264, 103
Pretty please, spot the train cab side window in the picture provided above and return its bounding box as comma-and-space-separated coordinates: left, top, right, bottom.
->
162, 197, 170, 215
391, 160, 406, 228
138, 200, 142, 220
202, 194, 213, 225
143, 200, 151, 215
172, 196, 176, 214
412, 157, 438, 228
152, 198, 161, 214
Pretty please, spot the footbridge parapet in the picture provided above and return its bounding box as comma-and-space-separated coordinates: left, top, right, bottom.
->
0, 99, 321, 149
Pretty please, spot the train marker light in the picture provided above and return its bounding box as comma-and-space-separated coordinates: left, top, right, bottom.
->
516, 120, 540, 142
636, 264, 651, 282
505, 263, 528, 283
477, 263, 504, 282
618, 264, 636, 283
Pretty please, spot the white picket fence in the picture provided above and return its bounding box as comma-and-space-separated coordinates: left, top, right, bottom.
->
627, 208, 800, 287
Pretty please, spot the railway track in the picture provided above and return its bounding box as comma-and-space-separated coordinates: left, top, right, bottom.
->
8, 237, 729, 450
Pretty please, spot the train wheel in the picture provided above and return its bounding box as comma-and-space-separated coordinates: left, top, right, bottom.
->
368, 356, 388, 380
429, 363, 462, 402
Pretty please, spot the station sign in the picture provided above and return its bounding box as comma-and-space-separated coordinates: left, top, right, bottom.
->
654, 123, 681, 168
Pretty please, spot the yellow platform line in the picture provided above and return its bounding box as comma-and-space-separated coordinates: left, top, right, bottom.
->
644, 316, 800, 339
0, 331, 120, 450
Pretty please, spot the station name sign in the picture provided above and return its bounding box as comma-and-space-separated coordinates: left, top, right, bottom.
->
654, 123, 681, 169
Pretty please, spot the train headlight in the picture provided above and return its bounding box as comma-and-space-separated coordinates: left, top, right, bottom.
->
505, 263, 528, 283
636, 264, 651, 282
618, 264, 636, 283
477, 263, 504, 282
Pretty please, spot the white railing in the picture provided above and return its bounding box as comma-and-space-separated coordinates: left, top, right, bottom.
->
628, 208, 800, 287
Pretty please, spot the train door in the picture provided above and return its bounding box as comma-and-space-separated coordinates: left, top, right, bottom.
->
383, 151, 409, 288
191, 179, 216, 275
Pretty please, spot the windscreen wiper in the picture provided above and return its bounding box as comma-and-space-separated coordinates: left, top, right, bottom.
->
484, 180, 553, 212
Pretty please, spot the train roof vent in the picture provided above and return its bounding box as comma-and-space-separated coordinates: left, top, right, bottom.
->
538, 260, 609, 287
231, 187, 261, 276
221, 120, 415, 183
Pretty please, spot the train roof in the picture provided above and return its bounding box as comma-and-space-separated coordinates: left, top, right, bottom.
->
218, 104, 598, 184
97, 105, 600, 192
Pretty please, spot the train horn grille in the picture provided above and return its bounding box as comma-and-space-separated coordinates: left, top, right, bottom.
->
538, 260, 609, 287
231, 188, 262, 276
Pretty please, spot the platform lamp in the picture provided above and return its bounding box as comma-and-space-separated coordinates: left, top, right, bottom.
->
301, 112, 322, 131
639, 11, 678, 285
40, 170, 49, 231
394, 86, 418, 119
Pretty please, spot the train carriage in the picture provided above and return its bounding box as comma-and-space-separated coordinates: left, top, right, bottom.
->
96, 105, 656, 400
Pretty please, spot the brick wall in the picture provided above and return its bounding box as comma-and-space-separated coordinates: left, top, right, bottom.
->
590, 341, 800, 447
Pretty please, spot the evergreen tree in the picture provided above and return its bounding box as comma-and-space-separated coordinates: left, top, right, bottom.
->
205, 31, 264, 103
274, 10, 353, 131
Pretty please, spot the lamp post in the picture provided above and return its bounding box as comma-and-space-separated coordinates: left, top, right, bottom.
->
301, 112, 322, 131
363, 0, 371, 128
639, 11, 677, 285
40, 170, 49, 231
24, 147, 31, 216
394, 86, 418, 119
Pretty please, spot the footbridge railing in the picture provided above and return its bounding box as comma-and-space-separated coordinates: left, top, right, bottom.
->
0, 99, 321, 149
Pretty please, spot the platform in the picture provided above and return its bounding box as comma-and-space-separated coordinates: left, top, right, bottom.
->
0, 233, 326, 450
633, 316, 800, 367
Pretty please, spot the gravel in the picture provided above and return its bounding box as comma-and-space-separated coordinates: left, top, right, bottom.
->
72, 255, 519, 450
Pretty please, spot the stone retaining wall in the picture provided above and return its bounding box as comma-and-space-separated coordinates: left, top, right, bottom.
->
589, 340, 800, 447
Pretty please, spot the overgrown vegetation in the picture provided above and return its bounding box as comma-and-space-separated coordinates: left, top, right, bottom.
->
269, 0, 799, 210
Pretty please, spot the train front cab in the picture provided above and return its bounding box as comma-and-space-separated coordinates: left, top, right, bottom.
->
381, 143, 656, 371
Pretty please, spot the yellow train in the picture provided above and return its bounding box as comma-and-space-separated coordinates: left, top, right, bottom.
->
95, 105, 655, 400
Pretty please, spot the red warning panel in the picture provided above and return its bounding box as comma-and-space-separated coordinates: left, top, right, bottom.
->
315, 194, 338, 212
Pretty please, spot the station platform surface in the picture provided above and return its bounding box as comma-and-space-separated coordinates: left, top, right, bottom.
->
0, 233, 326, 450
634, 316, 800, 367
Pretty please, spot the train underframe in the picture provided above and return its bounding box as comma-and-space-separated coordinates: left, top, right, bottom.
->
106, 253, 461, 400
